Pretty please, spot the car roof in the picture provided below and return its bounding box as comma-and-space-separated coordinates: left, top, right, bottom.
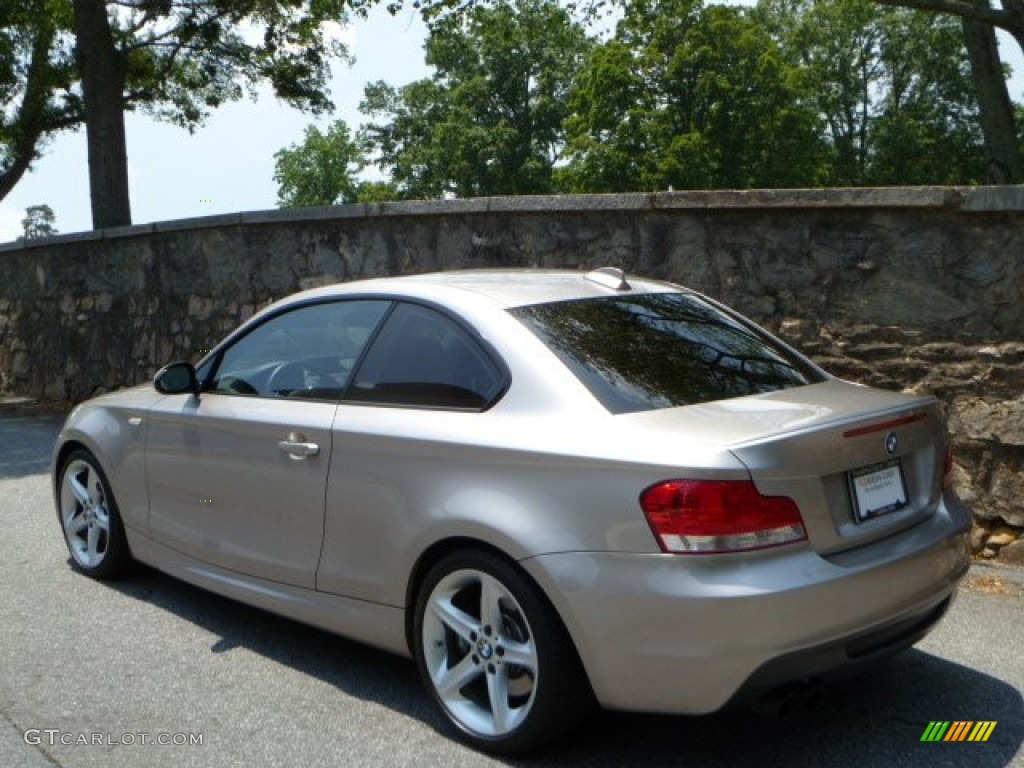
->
292, 268, 684, 310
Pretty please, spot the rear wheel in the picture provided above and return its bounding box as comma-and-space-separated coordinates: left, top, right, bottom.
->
413, 550, 593, 754
58, 449, 132, 578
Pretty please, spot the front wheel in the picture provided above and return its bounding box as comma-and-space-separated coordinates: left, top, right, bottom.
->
413, 550, 593, 754
58, 449, 132, 578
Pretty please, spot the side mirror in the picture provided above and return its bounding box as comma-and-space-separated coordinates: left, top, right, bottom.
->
154, 361, 199, 395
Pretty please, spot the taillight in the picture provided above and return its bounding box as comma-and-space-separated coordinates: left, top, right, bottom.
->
943, 445, 955, 491
640, 480, 806, 554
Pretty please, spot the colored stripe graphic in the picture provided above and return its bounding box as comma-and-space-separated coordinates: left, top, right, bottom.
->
968, 722, 997, 742
945, 721, 972, 741
920, 721, 997, 742
921, 721, 949, 741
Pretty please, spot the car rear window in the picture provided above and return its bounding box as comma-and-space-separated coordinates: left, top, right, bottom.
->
510, 292, 825, 413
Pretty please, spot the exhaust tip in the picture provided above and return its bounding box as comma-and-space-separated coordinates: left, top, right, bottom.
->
753, 680, 827, 716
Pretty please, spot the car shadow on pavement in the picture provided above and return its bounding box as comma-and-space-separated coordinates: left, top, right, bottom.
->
95, 563, 1024, 767
539, 658, 1023, 768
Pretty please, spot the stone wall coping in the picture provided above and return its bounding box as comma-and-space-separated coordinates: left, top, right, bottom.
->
153, 213, 243, 233
960, 185, 1024, 211
1, 186, 1020, 253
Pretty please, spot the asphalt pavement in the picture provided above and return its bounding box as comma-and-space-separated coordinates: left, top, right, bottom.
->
1, 406, 1021, 767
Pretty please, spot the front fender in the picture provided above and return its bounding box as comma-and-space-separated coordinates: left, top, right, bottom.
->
52, 387, 160, 533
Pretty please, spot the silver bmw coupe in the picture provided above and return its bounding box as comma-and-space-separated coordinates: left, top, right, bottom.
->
53, 268, 971, 753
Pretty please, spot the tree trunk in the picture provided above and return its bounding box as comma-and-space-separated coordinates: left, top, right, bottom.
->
873, 2, 1024, 182
0, 151, 36, 205
72, 0, 132, 229
961, 8, 1023, 183
989, 0, 1024, 53
874, 1, 1024, 51
962, 13, 1019, 183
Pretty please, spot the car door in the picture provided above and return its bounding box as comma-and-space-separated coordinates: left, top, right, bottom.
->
145, 299, 391, 588
316, 301, 509, 603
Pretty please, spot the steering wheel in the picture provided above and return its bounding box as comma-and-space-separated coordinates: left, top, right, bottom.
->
266, 361, 315, 396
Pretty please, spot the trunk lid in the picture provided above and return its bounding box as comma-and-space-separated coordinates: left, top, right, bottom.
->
628, 380, 947, 554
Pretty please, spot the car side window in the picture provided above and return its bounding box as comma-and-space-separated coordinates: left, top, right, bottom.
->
210, 300, 391, 400
346, 303, 505, 410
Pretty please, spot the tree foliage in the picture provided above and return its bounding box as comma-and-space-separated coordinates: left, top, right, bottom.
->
759, 0, 987, 185
21, 203, 58, 239
108, 0, 350, 127
0, 2, 79, 202
275, 0, 1019, 201
560, 0, 828, 191
359, 0, 592, 198
2, 0, 355, 228
274, 121, 364, 206
870, 0, 1023, 182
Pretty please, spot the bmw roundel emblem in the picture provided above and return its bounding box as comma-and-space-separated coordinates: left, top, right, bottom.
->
885, 432, 899, 455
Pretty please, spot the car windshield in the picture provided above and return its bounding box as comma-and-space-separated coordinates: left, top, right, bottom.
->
510, 292, 825, 413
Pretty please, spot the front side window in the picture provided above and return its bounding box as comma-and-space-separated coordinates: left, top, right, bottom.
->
347, 303, 505, 410
511, 292, 824, 414
210, 300, 391, 400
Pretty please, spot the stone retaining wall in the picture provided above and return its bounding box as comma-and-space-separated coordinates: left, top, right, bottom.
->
1, 188, 1021, 559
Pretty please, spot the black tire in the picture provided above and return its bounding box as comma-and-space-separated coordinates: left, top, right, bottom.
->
413, 549, 594, 754
57, 448, 133, 579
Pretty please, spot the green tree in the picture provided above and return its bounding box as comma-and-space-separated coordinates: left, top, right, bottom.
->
354, 180, 402, 201
759, 0, 987, 185
274, 121, 364, 206
560, 0, 827, 192
872, 0, 1023, 182
21, 203, 58, 238
873, 5, 989, 183
2, 0, 353, 229
359, 0, 592, 198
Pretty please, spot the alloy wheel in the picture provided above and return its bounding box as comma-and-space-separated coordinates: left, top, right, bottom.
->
421, 568, 540, 738
61, 457, 113, 569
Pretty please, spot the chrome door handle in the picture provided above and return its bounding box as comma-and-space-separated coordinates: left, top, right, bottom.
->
278, 438, 320, 459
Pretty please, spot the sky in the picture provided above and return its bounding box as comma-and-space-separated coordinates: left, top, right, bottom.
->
1, 3, 1022, 243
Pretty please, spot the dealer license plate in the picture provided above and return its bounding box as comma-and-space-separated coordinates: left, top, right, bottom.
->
849, 459, 908, 522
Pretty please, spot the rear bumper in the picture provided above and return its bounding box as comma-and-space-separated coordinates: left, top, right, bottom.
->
726, 591, 953, 706
521, 495, 970, 714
